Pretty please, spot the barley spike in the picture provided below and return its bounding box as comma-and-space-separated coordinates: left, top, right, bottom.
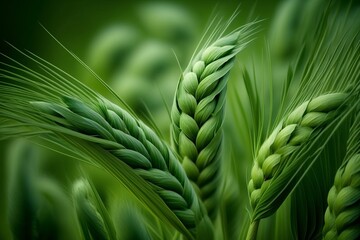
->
323, 110, 360, 240
171, 26, 254, 220
248, 93, 347, 209
32, 96, 207, 236
322, 154, 360, 240
72, 179, 111, 240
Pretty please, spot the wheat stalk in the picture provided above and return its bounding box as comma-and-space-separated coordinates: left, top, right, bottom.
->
171, 24, 255, 219
32, 96, 209, 237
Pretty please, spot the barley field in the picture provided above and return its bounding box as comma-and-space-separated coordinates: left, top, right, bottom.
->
0, 0, 359, 239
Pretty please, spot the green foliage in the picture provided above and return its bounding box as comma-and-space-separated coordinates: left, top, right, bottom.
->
0, 2, 359, 240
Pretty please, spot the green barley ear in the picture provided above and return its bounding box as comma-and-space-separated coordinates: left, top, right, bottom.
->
171, 22, 257, 220
0, 42, 211, 237
248, 92, 347, 210
29, 95, 211, 239
246, 92, 348, 239
72, 178, 116, 240
6, 139, 40, 240
243, 4, 360, 238
323, 154, 360, 240
323, 113, 360, 240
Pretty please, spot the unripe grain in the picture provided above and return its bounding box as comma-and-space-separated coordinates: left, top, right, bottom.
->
248, 93, 347, 209
171, 27, 254, 220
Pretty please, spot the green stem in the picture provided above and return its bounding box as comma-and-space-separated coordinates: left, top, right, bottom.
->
246, 220, 259, 240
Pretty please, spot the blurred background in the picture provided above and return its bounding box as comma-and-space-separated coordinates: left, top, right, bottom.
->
0, 0, 275, 134
0, 0, 357, 239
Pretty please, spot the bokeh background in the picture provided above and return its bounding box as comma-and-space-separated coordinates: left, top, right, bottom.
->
0, 0, 357, 239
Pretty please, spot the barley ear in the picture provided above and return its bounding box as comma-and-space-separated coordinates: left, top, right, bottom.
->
72, 178, 116, 240
31, 96, 210, 239
322, 154, 360, 240
246, 93, 348, 240
248, 93, 347, 210
171, 24, 255, 220
323, 112, 360, 240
